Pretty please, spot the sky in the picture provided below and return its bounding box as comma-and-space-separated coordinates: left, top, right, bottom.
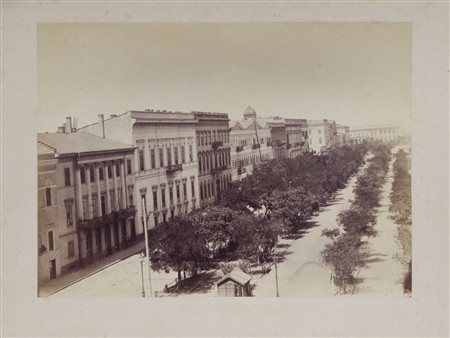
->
37, 23, 411, 132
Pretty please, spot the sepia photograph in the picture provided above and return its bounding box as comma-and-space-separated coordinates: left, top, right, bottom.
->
37, 22, 412, 298
2, 1, 449, 337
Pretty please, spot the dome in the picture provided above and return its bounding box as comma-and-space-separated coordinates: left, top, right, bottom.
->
243, 105, 257, 120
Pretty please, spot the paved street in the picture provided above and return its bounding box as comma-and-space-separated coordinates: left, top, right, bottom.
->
352, 147, 405, 296
253, 163, 368, 297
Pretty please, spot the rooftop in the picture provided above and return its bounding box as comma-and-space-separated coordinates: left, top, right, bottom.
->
217, 267, 252, 286
37, 131, 135, 156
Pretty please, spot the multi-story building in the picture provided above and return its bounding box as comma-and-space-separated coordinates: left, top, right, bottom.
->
193, 112, 232, 207
230, 106, 274, 181
284, 118, 309, 158
335, 124, 350, 146
77, 110, 200, 229
307, 119, 338, 153
348, 124, 401, 144
268, 119, 287, 160
37, 124, 136, 285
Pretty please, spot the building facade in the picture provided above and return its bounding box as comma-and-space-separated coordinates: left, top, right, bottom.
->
37, 128, 136, 285
193, 112, 232, 208
307, 119, 338, 153
78, 110, 200, 230
284, 118, 309, 158
348, 124, 401, 144
335, 124, 350, 146
268, 120, 287, 160
230, 106, 274, 181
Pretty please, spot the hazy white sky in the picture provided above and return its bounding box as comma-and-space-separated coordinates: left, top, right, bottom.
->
37, 23, 411, 132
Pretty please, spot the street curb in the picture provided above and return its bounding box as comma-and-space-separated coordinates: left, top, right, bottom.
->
44, 248, 143, 297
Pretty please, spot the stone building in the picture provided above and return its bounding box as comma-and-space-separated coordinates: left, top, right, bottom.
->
307, 119, 338, 153
77, 110, 200, 229
335, 124, 350, 146
284, 118, 309, 158
37, 125, 136, 285
348, 124, 401, 144
230, 106, 274, 181
193, 111, 232, 207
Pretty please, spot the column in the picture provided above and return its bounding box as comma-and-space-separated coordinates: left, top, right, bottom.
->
134, 148, 140, 173
155, 143, 161, 168
75, 166, 83, 219
112, 161, 119, 211
143, 140, 150, 170
86, 165, 93, 219
95, 163, 102, 217
120, 159, 127, 208
104, 162, 112, 214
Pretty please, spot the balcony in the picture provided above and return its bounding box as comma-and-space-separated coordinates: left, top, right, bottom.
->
166, 163, 183, 175
211, 165, 228, 174
212, 141, 223, 150
78, 206, 136, 229
236, 146, 244, 153
252, 143, 260, 150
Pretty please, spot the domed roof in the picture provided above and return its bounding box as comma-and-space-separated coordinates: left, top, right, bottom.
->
243, 105, 257, 119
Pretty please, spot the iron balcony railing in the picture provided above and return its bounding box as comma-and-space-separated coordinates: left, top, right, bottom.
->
212, 141, 223, 150
78, 206, 136, 229
252, 143, 260, 150
236, 146, 244, 153
166, 163, 183, 174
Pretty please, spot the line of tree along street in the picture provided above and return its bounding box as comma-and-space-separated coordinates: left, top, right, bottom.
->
148, 145, 368, 286
389, 148, 412, 293
321, 143, 392, 294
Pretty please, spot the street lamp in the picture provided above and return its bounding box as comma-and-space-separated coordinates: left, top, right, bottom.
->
139, 252, 145, 298
275, 257, 280, 297
140, 187, 153, 297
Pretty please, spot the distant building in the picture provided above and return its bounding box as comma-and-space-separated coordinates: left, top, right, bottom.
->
267, 119, 287, 160
284, 118, 309, 158
193, 111, 232, 207
335, 124, 350, 146
349, 124, 401, 144
77, 110, 200, 229
230, 106, 274, 181
307, 119, 338, 153
37, 124, 136, 284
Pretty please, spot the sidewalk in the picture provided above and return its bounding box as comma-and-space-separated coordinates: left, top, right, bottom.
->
38, 240, 145, 297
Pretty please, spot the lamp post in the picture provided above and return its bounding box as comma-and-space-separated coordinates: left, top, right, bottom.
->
275, 256, 280, 297
139, 252, 145, 298
140, 187, 153, 297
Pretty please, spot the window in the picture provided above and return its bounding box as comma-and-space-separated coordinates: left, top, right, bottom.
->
191, 179, 195, 198
101, 195, 106, 215
163, 213, 167, 223
170, 209, 174, 219
189, 145, 193, 162
127, 159, 132, 175
199, 157, 202, 173
80, 167, 86, 184
128, 186, 134, 206
45, 187, 52, 207
92, 196, 98, 217
150, 149, 156, 169
161, 188, 166, 208
65, 200, 73, 225
167, 147, 172, 166
181, 145, 185, 163
169, 186, 174, 205
154, 216, 158, 227
159, 148, 164, 167
116, 162, 120, 177
176, 184, 180, 201
48, 231, 54, 251
183, 182, 187, 200
82, 198, 88, 219
90, 167, 95, 182
153, 190, 158, 210
68, 240, 75, 258
196, 132, 200, 146
99, 166, 104, 180
174, 145, 179, 164
200, 184, 203, 200
64, 168, 71, 186
139, 149, 145, 171
107, 165, 112, 178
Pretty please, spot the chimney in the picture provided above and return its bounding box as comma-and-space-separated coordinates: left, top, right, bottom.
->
65, 117, 72, 133
98, 114, 105, 139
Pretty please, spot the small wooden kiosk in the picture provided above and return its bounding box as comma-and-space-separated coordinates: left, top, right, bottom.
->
216, 267, 252, 297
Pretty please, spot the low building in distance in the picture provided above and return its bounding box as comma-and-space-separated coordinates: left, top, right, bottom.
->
37, 121, 136, 285
348, 124, 401, 144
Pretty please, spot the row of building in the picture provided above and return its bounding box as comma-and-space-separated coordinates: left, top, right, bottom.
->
37, 106, 402, 284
